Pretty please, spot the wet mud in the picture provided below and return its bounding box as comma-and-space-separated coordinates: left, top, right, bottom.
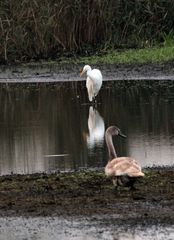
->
0, 168, 174, 225
0, 61, 174, 82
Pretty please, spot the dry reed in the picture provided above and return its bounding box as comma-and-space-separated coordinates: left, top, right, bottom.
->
0, 0, 174, 63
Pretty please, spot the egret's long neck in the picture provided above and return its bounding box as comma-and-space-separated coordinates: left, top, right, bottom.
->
86, 67, 92, 76
105, 132, 117, 161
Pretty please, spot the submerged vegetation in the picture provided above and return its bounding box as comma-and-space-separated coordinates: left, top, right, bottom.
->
0, 0, 174, 63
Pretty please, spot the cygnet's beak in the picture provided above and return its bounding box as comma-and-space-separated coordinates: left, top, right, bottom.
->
80, 69, 84, 77
118, 131, 127, 138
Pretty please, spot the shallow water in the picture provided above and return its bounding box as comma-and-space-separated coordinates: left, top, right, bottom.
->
0, 216, 174, 240
0, 81, 174, 175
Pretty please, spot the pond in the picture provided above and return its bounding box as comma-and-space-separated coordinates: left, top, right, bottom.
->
0, 80, 174, 175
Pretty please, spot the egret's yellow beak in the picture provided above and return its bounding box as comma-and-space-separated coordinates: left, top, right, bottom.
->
80, 69, 84, 77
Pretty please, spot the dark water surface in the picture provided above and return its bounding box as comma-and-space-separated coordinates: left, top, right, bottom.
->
0, 81, 174, 175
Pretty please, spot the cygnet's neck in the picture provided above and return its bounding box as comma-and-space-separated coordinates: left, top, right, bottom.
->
105, 132, 117, 160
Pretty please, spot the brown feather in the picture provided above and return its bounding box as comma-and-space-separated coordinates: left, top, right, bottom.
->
105, 157, 144, 177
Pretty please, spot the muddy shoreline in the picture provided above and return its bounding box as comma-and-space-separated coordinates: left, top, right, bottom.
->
0, 168, 174, 225
0, 61, 174, 82
0, 62, 174, 226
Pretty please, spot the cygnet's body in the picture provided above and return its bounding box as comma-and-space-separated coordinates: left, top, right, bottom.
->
105, 126, 144, 189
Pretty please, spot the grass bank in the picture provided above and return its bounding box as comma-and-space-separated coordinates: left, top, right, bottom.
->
24, 44, 174, 66
76, 45, 174, 65
0, 0, 174, 63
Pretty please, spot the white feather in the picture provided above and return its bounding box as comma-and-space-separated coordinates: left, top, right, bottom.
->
81, 65, 103, 102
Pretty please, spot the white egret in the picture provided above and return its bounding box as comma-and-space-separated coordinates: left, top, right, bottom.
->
80, 65, 102, 103
105, 126, 144, 189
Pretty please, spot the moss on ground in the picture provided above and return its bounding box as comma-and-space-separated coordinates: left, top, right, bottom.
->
0, 168, 174, 223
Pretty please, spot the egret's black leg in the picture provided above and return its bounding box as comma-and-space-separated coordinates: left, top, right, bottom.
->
92, 97, 97, 107
94, 97, 98, 108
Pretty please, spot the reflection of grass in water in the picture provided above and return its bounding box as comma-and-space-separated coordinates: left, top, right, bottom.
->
1, 80, 174, 96
105, 80, 174, 97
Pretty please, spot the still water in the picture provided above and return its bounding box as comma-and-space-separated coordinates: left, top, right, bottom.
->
0, 216, 174, 240
0, 81, 174, 175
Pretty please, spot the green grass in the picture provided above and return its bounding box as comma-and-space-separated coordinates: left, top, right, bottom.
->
21, 44, 174, 67
76, 45, 174, 65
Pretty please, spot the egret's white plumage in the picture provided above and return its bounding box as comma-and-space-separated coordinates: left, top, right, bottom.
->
105, 126, 144, 188
80, 65, 102, 102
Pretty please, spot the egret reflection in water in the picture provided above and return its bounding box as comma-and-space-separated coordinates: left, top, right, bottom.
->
86, 106, 105, 149
0, 82, 174, 176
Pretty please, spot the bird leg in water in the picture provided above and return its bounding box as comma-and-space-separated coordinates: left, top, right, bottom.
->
94, 97, 97, 104
91, 97, 97, 108
92, 97, 100, 108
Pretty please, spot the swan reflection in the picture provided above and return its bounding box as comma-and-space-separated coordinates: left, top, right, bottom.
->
86, 106, 105, 149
